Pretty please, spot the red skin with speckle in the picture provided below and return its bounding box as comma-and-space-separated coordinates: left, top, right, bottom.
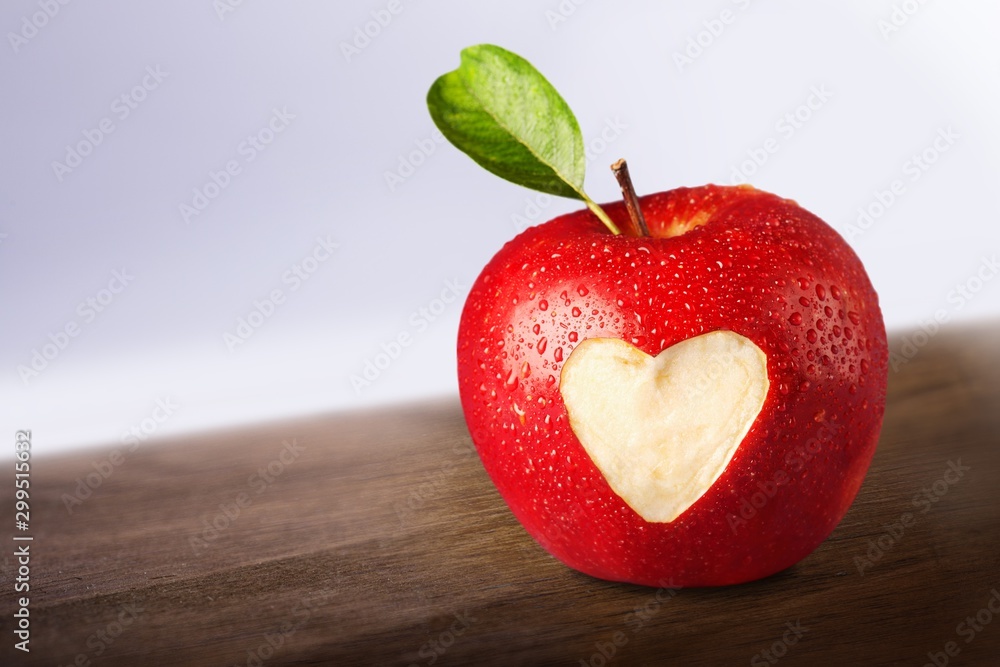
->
457, 185, 888, 587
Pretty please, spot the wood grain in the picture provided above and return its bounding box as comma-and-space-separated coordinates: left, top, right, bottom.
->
2, 323, 999, 666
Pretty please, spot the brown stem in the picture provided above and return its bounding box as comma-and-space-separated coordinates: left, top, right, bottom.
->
610, 158, 649, 237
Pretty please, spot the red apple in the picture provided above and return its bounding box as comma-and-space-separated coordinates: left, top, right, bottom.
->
457, 184, 887, 587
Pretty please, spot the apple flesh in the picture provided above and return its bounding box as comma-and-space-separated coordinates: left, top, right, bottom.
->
458, 184, 887, 587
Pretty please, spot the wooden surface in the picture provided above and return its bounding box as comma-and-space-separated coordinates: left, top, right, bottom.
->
3, 324, 999, 666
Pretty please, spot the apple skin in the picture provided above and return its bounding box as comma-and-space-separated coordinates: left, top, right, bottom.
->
457, 184, 888, 587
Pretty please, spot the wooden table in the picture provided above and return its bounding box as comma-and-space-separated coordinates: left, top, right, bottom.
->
3, 323, 999, 666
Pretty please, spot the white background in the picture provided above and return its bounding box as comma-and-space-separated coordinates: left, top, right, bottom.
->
2, 0, 998, 457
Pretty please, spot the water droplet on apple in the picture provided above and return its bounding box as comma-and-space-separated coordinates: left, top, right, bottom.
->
844, 327, 854, 340
538, 300, 548, 311
816, 319, 826, 331
848, 383, 857, 395
860, 359, 869, 374
830, 284, 842, 300
571, 307, 582, 317
532, 324, 541, 335
799, 296, 810, 307
546, 375, 556, 386
806, 329, 818, 343
568, 331, 578, 342
848, 311, 860, 325
553, 347, 564, 362
815, 284, 826, 300
814, 409, 826, 422
505, 369, 519, 390
577, 285, 589, 296
799, 380, 810, 392
824, 306, 834, 318
537, 337, 548, 354
788, 313, 803, 326
798, 276, 811, 290
832, 325, 842, 337
520, 361, 531, 379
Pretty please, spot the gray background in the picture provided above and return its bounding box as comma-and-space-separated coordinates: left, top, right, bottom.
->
2, 0, 998, 455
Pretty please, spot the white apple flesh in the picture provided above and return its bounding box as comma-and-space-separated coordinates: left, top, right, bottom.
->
560, 332, 769, 523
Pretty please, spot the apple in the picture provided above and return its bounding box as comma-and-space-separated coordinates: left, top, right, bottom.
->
457, 184, 888, 587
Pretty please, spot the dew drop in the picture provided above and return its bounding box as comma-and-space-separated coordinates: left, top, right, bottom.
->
520, 361, 531, 379
538, 300, 548, 311
505, 369, 518, 390
860, 359, 869, 374
844, 327, 854, 340
806, 329, 818, 343
848, 311, 860, 325
553, 347, 564, 362
814, 409, 826, 422
568, 331, 578, 342
799, 296, 811, 307
816, 319, 826, 331
849, 383, 858, 395
830, 285, 842, 300
571, 307, 582, 317
816, 284, 826, 300
832, 325, 842, 337
799, 380, 811, 392
824, 305, 834, 318
577, 285, 589, 296
537, 337, 547, 354
788, 313, 803, 326
532, 323, 541, 335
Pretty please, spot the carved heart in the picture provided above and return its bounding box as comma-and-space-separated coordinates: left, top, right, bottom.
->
560, 331, 769, 523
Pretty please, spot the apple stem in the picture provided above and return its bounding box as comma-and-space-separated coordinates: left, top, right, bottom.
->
611, 159, 650, 237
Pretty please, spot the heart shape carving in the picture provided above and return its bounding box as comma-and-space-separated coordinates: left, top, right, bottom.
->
560, 331, 769, 523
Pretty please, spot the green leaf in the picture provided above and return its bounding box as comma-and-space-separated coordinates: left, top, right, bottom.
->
427, 44, 587, 200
